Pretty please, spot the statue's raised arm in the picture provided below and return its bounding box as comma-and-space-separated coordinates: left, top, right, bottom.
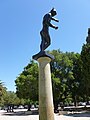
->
40, 8, 59, 51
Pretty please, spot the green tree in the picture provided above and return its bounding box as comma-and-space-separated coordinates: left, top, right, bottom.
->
50, 50, 81, 108
67, 52, 81, 106
15, 60, 39, 105
0, 80, 7, 107
81, 43, 90, 101
49, 50, 73, 108
3, 91, 20, 105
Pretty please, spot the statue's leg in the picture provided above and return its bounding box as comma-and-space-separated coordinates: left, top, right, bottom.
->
43, 33, 51, 50
40, 39, 45, 51
40, 31, 46, 51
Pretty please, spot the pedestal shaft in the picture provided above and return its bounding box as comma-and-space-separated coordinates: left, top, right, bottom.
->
37, 57, 54, 120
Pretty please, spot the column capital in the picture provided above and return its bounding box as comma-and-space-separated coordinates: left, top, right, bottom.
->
32, 51, 54, 61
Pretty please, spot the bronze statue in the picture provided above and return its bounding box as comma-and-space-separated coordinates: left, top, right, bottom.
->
40, 8, 59, 51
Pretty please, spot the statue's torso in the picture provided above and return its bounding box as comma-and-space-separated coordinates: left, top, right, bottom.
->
42, 13, 51, 32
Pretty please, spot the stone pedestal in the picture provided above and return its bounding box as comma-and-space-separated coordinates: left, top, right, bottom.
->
33, 51, 54, 120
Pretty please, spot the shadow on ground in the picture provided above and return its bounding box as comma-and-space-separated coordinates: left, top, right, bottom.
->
2, 110, 90, 117
65, 111, 90, 117
2, 110, 39, 116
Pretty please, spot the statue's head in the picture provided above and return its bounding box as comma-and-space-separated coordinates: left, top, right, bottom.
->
50, 8, 57, 16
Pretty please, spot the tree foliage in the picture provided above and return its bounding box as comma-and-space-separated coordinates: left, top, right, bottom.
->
49, 50, 81, 107
14, 49, 90, 108
81, 43, 90, 99
15, 60, 39, 102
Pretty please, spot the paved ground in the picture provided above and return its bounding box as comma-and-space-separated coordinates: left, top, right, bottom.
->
0, 109, 90, 120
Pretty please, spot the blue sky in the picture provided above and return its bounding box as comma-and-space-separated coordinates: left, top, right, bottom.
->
0, 0, 90, 91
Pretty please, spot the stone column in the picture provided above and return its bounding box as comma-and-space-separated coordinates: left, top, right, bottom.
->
37, 56, 54, 120
32, 51, 55, 120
